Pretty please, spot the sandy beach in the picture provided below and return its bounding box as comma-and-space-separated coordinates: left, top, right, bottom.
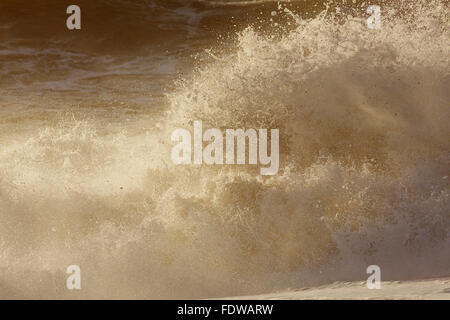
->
225, 278, 450, 300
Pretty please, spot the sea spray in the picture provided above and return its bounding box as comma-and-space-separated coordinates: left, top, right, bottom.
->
0, 0, 448, 299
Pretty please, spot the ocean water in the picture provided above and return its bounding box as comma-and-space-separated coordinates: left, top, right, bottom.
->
0, 0, 448, 299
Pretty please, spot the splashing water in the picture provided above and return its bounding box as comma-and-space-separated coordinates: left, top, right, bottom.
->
0, 0, 449, 299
